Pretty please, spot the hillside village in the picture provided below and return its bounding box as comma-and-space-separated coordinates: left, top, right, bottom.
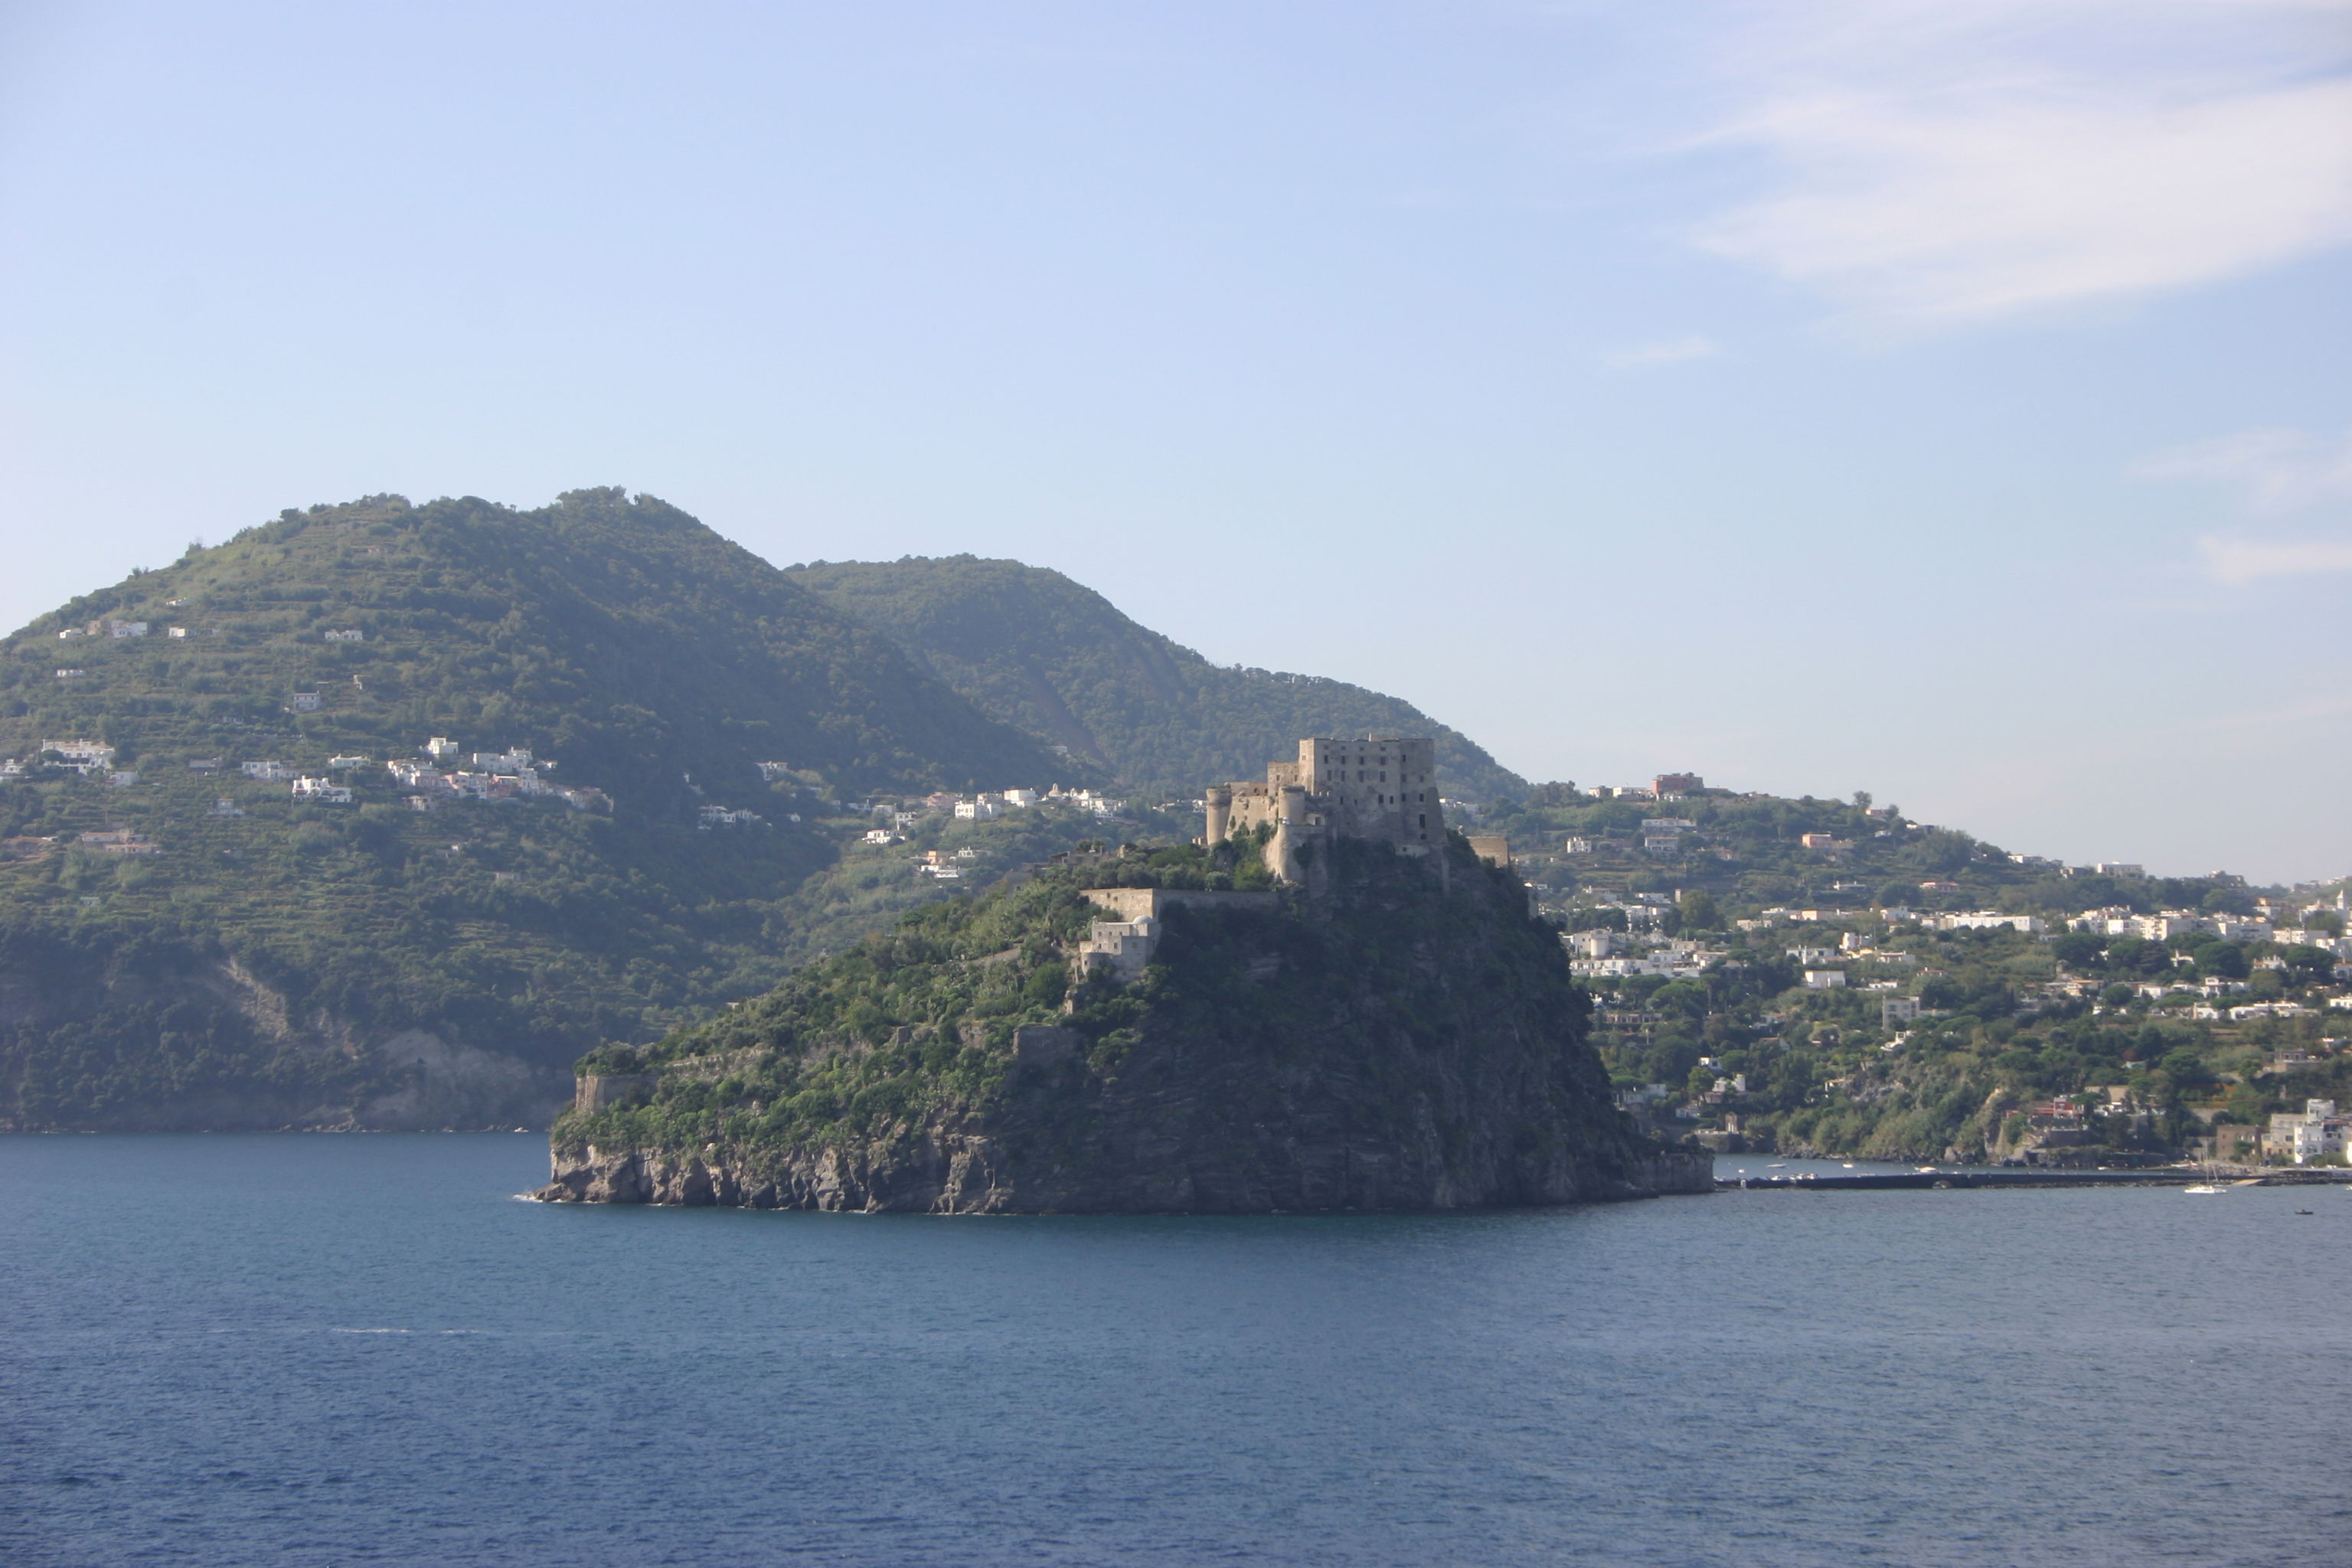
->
1461, 773, 2352, 1168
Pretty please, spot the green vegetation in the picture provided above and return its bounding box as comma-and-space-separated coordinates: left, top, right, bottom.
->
0, 491, 1096, 1127
1482, 787, 2256, 921
1477, 787, 2351, 1161
788, 555, 1525, 801
554, 835, 1674, 1211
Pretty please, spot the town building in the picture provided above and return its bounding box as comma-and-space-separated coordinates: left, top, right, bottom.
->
2264, 1099, 2345, 1164
41, 740, 116, 776
1925, 912, 2045, 934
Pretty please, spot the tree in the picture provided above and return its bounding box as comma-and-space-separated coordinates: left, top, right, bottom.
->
2052, 932, 2105, 969
2189, 939, 2249, 980
1677, 889, 1721, 931
1852, 791, 1872, 812
2104, 937, 2173, 978
2159, 1048, 2214, 1091
2283, 946, 2335, 983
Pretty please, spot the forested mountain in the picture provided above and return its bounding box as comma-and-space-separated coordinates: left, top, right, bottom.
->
0, 490, 1087, 1131
786, 556, 1526, 802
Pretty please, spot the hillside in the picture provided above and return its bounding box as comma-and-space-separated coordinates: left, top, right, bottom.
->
1471, 786, 2352, 1164
786, 556, 1526, 802
540, 833, 1708, 1212
0, 490, 1088, 1131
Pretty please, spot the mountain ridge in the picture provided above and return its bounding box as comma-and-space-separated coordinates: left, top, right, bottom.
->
786, 554, 1527, 802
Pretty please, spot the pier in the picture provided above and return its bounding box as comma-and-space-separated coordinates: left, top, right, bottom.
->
1720, 1168, 2352, 1191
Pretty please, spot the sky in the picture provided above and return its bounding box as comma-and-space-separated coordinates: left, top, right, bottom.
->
2, 1, 2347, 884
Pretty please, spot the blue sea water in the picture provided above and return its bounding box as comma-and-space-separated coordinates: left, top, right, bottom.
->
3, 1135, 2346, 1566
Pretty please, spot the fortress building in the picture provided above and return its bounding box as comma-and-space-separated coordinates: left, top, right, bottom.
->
1204, 737, 1440, 886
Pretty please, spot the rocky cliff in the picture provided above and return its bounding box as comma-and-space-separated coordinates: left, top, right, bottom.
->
540, 836, 1712, 1212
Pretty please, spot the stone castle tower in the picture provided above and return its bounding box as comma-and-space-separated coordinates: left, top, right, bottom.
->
1204, 737, 1441, 886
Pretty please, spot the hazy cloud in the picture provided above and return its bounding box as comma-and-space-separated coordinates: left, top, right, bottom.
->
1605, 332, 1719, 368
2197, 534, 2352, 583
2139, 426, 2352, 511
1687, 2, 2352, 325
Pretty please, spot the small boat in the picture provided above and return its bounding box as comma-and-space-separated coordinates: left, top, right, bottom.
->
2182, 1184, 2224, 1194
1916, 1166, 1939, 1174
2295, 1209, 2314, 1216
1766, 1162, 1786, 1168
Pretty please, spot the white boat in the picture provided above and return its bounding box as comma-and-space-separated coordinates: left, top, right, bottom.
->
2182, 1184, 2225, 1194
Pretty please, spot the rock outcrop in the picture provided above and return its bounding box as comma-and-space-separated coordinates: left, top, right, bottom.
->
541, 836, 1712, 1213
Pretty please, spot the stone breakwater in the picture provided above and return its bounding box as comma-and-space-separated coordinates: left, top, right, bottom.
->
532, 1137, 1713, 1214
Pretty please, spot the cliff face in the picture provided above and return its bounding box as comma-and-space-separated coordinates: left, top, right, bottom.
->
540, 838, 1710, 1212
0, 923, 567, 1131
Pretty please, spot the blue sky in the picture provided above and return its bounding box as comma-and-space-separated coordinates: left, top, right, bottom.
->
3, 1, 2347, 882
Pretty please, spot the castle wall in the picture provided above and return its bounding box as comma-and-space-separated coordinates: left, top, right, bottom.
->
1083, 888, 1282, 921
1202, 735, 1442, 887
1297, 737, 1439, 851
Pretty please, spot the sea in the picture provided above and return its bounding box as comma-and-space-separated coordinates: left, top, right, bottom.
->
4, 1135, 2345, 1566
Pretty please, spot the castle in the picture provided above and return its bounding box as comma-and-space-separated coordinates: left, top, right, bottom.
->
1204, 736, 1441, 887
1073, 737, 1502, 981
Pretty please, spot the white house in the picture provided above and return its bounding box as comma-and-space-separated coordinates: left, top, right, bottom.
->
42, 740, 116, 775
1926, 913, 2044, 934
2265, 1100, 2344, 1164
291, 776, 353, 803
1802, 969, 1847, 990
1079, 916, 1158, 978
